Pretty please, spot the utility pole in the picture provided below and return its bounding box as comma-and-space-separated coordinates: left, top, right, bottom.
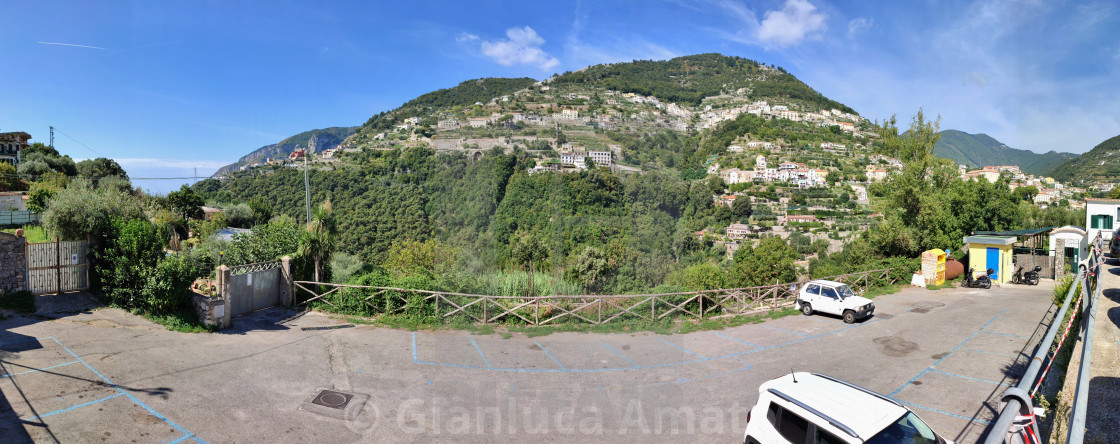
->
49, 126, 54, 148
304, 152, 311, 224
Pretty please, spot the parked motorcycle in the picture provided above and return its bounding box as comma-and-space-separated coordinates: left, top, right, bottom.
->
963, 267, 993, 289
1011, 265, 1042, 286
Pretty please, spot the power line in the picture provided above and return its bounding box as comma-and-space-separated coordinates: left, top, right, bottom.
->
51, 128, 104, 157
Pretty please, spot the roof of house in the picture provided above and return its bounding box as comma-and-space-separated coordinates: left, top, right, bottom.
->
963, 235, 1017, 245
973, 227, 1054, 237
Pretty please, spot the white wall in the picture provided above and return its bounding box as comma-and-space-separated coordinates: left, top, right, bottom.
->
1050, 232, 1088, 261
1086, 201, 1120, 242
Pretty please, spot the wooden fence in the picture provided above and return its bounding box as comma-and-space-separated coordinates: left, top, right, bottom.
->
293, 268, 897, 326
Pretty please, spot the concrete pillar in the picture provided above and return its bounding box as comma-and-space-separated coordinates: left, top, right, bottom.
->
217, 265, 231, 327
281, 256, 293, 307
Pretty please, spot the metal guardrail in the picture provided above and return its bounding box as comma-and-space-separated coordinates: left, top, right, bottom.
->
1067, 235, 1105, 444
984, 234, 1103, 444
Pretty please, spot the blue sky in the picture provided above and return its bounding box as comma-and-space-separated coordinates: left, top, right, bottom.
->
3, 0, 1118, 193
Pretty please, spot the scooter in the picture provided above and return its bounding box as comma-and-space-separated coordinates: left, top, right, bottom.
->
1012, 265, 1042, 286
963, 268, 993, 289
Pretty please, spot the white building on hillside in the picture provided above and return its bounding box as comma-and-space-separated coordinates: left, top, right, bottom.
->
1086, 198, 1120, 242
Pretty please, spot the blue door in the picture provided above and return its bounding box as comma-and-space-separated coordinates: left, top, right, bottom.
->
987, 247, 1000, 280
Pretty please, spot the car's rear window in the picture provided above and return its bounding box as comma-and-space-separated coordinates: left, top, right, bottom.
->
807, 284, 821, 294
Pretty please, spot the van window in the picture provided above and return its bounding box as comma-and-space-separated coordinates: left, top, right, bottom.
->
777, 408, 810, 443
816, 427, 846, 444
807, 284, 821, 295
822, 288, 838, 299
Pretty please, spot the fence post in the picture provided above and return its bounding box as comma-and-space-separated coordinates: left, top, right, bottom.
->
217, 265, 232, 327
280, 256, 293, 307
55, 237, 61, 294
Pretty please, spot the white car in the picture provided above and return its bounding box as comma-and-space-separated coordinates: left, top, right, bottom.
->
743, 372, 953, 444
796, 279, 874, 323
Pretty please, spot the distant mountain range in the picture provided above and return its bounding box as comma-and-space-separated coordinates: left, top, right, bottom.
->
933, 130, 1077, 176
1048, 134, 1120, 186
212, 126, 357, 177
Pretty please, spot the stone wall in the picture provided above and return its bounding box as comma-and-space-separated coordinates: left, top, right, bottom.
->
0, 231, 26, 293
192, 293, 227, 328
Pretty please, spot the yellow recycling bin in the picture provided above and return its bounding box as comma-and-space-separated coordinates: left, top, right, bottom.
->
921, 249, 946, 286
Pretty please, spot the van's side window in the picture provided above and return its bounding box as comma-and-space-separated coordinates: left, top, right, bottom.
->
776, 406, 809, 443
822, 288, 838, 299
807, 284, 820, 295
816, 427, 845, 444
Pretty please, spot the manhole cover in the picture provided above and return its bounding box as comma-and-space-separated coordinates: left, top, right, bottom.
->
911, 308, 930, 314
876, 313, 894, 319
311, 390, 353, 409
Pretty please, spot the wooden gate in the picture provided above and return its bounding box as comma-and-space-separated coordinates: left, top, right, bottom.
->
26, 239, 89, 294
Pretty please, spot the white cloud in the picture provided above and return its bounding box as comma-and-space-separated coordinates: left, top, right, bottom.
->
456, 32, 479, 43
756, 0, 827, 48
847, 17, 873, 38
478, 26, 559, 71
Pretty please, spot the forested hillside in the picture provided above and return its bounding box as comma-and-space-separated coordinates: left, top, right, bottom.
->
553, 53, 855, 112
1049, 134, 1120, 185
358, 77, 536, 133
194, 146, 735, 293
933, 130, 1075, 175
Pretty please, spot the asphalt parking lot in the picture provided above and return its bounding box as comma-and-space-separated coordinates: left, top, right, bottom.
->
0, 281, 1057, 443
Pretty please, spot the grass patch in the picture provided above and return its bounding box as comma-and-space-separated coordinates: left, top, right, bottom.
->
1, 225, 49, 243
863, 284, 904, 299
925, 277, 962, 290
339, 307, 801, 337
0, 290, 36, 313
141, 308, 216, 333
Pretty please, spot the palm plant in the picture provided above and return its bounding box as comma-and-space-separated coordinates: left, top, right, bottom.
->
299, 199, 336, 282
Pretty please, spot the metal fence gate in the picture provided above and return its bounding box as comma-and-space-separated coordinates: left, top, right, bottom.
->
26, 239, 89, 294
228, 261, 282, 316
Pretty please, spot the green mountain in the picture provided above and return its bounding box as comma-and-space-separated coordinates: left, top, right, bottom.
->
1048, 134, 1120, 186
212, 126, 357, 177
933, 130, 1076, 176
552, 53, 856, 112
354, 77, 536, 136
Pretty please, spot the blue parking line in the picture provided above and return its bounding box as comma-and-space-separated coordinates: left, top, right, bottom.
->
656, 337, 706, 359
979, 331, 1028, 339
0, 360, 80, 378
927, 369, 1014, 387
49, 337, 208, 444
534, 342, 568, 370
22, 392, 125, 421
704, 363, 754, 379
600, 342, 639, 368
712, 332, 762, 348
168, 434, 194, 444
412, 332, 418, 362
762, 325, 809, 336
470, 338, 493, 368
890, 311, 1005, 396
894, 399, 992, 425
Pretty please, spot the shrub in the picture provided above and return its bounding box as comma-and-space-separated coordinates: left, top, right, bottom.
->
329, 252, 364, 284
42, 180, 143, 241
143, 255, 199, 314
92, 218, 163, 309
